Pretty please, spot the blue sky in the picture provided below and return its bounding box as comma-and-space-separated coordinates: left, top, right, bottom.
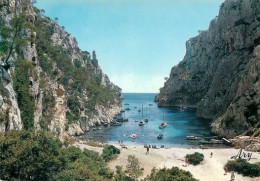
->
36, 0, 223, 93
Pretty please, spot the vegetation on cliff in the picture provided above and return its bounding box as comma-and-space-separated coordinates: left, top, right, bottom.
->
0, 0, 121, 134
34, 8, 120, 127
156, 0, 260, 138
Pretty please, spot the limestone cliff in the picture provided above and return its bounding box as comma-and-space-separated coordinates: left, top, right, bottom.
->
0, 0, 122, 138
156, 0, 260, 138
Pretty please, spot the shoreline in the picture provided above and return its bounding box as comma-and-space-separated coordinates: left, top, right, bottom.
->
80, 136, 232, 149
107, 144, 260, 181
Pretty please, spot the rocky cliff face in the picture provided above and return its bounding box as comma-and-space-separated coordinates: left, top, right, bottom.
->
156, 0, 260, 138
0, 0, 122, 138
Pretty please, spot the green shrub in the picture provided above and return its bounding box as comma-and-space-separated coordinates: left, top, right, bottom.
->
0, 130, 114, 181
186, 152, 204, 165
225, 159, 260, 177
143, 167, 198, 181
102, 145, 120, 162
115, 165, 135, 181
126, 155, 143, 180
13, 60, 35, 130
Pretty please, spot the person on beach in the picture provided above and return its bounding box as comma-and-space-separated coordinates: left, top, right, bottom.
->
224, 166, 228, 175
210, 152, 213, 158
185, 156, 189, 166
146, 146, 149, 154
231, 171, 235, 181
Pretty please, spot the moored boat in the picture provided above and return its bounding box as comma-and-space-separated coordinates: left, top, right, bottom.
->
125, 108, 131, 111
200, 139, 224, 144
159, 122, 167, 129
130, 133, 137, 139
103, 122, 108, 126
157, 133, 163, 139
111, 122, 122, 126
122, 118, 128, 122
200, 145, 209, 149
139, 121, 144, 126
144, 118, 149, 122
186, 136, 200, 140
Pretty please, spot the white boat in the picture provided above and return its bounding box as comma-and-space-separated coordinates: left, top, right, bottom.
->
111, 122, 122, 126
130, 134, 137, 139
139, 121, 145, 126
186, 136, 200, 140
159, 122, 167, 129
157, 133, 163, 139
159, 111, 167, 129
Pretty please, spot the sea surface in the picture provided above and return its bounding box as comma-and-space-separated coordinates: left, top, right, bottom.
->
84, 93, 213, 147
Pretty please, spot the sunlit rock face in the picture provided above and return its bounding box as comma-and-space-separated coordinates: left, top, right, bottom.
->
156, 0, 260, 138
0, 0, 122, 137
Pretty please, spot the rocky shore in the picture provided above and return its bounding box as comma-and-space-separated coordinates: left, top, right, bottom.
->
156, 0, 260, 139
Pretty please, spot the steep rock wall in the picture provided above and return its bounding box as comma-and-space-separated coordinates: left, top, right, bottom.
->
0, 0, 122, 138
156, 0, 260, 138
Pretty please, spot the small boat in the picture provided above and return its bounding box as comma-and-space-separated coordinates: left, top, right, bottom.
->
103, 122, 108, 126
120, 110, 125, 113
157, 133, 163, 139
159, 122, 167, 129
139, 121, 145, 126
134, 107, 137, 109
138, 109, 141, 112
117, 117, 123, 122
186, 136, 200, 140
135, 120, 139, 122
93, 127, 101, 131
178, 108, 184, 112
124, 103, 129, 105
113, 116, 117, 119
125, 108, 131, 111
111, 122, 122, 126
144, 118, 149, 122
149, 104, 153, 106
200, 145, 209, 149
200, 139, 224, 144
130, 134, 137, 139
122, 118, 128, 122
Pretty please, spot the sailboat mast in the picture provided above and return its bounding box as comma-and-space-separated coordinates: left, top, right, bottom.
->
163, 111, 165, 121
142, 104, 143, 118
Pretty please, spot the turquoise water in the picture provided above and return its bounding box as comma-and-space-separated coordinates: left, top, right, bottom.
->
84, 93, 212, 147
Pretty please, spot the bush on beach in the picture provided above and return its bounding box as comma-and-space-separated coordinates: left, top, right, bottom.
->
143, 167, 198, 181
186, 152, 204, 165
102, 144, 121, 162
225, 159, 260, 177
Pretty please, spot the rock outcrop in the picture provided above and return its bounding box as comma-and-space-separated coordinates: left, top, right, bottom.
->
156, 0, 260, 138
0, 0, 122, 138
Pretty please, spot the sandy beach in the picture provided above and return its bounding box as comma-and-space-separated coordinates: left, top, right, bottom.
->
108, 145, 260, 181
